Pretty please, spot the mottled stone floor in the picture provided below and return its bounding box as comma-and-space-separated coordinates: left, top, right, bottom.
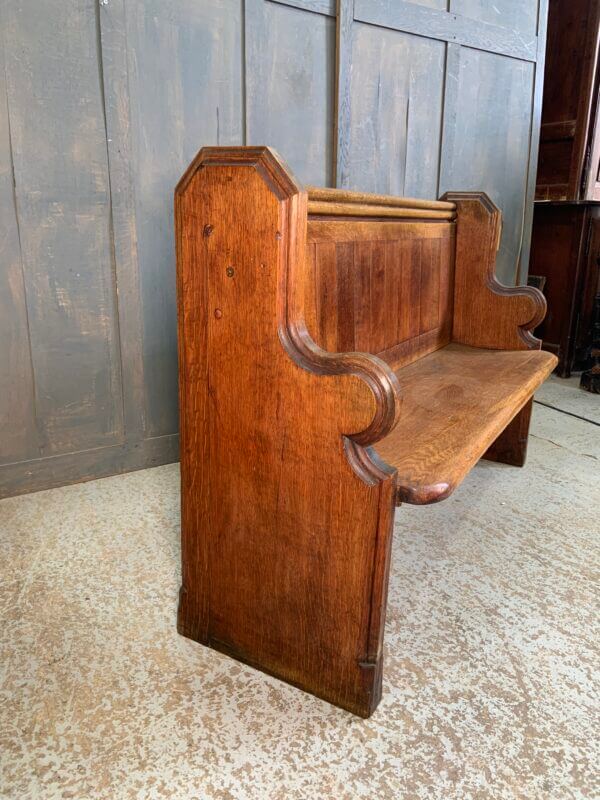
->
1, 378, 598, 800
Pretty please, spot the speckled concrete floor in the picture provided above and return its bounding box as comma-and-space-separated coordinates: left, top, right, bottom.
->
1, 379, 598, 800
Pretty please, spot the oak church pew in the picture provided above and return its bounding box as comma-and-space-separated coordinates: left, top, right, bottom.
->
175, 147, 557, 717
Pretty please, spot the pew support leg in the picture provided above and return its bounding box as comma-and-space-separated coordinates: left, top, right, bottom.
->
482, 398, 533, 467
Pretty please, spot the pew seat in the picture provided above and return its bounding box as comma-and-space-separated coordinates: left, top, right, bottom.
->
377, 343, 556, 504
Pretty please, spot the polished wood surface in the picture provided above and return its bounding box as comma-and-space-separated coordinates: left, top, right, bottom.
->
444, 192, 547, 350
176, 147, 399, 718
305, 221, 455, 367
376, 346, 555, 504
307, 186, 456, 212
176, 146, 555, 717
308, 201, 455, 220
307, 186, 456, 220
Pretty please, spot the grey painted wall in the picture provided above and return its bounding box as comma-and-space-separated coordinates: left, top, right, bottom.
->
0, 0, 547, 497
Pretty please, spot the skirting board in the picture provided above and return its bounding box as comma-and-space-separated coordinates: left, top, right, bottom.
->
0, 434, 179, 499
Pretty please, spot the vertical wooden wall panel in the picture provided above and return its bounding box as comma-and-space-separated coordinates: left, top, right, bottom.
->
347, 23, 445, 198
307, 224, 455, 362
246, 0, 335, 186
342, 0, 545, 287
2, 0, 122, 458
123, 0, 243, 437
439, 48, 535, 284
409, 0, 446, 7
0, 38, 37, 465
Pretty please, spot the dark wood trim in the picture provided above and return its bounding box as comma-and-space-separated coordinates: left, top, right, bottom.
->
569, 1, 600, 199
540, 120, 577, 142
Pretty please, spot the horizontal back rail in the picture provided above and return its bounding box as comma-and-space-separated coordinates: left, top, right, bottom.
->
307, 186, 457, 214
308, 202, 456, 220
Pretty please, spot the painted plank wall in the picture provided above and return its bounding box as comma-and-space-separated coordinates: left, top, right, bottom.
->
0, 0, 547, 497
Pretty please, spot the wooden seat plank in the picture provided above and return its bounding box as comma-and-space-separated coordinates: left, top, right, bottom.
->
375, 344, 557, 505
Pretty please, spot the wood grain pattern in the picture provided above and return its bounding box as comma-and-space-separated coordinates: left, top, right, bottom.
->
345, 20, 446, 199
308, 186, 456, 211
0, 46, 37, 465
306, 221, 455, 367
308, 201, 455, 220
274, 0, 336, 15
2, 0, 549, 497
176, 147, 400, 717
443, 192, 547, 350
334, 0, 353, 187
376, 346, 555, 504
340, 1, 545, 285
98, 0, 146, 444
123, 0, 243, 437
0, 434, 179, 500
438, 47, 535, 284
450, 0, 538, 37
354, 0, 538, 61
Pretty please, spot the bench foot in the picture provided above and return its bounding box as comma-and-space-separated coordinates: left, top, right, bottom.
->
482, 398, 533, 467
178, 586, 385, 717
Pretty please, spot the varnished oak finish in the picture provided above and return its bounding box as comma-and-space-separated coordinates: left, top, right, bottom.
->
176, 147, 556, 717
483, 398, 534, 468
176, 147, 398, 718
305, 221, 455, 367
376, 347, 555, 504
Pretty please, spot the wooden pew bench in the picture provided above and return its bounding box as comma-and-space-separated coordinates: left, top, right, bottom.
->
175, 147, 557, 718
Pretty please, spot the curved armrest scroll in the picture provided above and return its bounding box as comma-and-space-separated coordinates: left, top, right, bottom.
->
282, 320, 402, 447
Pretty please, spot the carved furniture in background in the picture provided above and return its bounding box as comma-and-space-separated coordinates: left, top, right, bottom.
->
175, 147, 556, 717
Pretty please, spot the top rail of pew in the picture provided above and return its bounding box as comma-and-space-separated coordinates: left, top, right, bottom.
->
306, 186, 457, 220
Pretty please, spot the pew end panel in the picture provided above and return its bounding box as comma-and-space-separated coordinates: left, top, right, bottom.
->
176, 146, 401, 717
442, 191, 548, 351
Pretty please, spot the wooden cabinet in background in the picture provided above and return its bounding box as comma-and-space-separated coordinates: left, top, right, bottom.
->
529, 202, 600, 376
530, 0, 600, 378
536, 0, 600, 201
